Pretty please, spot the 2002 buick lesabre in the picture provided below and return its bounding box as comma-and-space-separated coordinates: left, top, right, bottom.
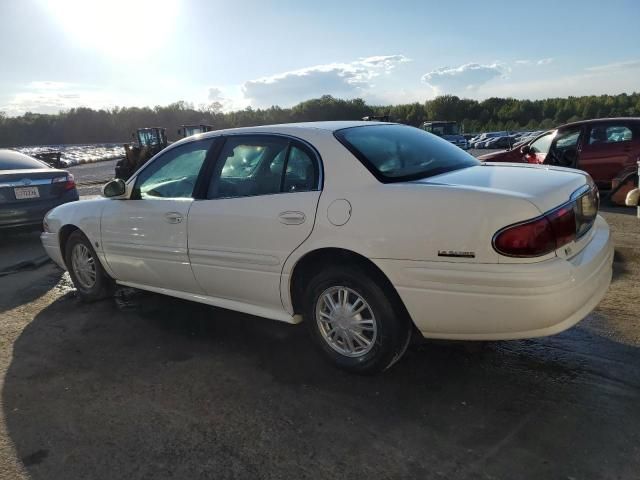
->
41, 121, 614, 373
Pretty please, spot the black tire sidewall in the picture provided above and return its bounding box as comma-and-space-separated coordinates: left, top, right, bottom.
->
64, 230, 113, 302
304, 266, 410, 374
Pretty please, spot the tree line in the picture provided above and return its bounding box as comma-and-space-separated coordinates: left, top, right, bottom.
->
1, 92, 639, 147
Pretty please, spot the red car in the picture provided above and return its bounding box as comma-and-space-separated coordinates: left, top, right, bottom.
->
479, 118, 640, 192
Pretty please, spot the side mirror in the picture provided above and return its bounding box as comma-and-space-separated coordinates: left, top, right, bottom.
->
102, 178, 127, 198
520, 145, 532, 155
625, 188, 640, 207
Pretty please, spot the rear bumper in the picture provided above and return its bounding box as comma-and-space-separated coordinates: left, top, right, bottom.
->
374, 215, 614, 340
0, 191, 79, 229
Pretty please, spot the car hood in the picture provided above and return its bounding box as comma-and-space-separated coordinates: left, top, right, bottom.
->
477, 149, 517, 161
416, 163, 589, 213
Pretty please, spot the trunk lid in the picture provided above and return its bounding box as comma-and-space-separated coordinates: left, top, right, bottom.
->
416, 162, 598, 261
419, 162, 589, 213
0, 168, 72, 204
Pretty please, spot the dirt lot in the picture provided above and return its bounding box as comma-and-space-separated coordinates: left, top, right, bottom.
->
0, 207, 639, 480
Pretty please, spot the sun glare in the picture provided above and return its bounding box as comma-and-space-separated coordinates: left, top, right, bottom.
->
46, 0, 179, 58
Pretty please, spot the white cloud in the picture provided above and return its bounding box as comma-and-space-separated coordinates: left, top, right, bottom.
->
421, 63, 506, 93
585, 59, 640, 72
1, 81, 130, 116
515, 58, 554, 66
480, 67, 640, 100
27, 81, 71, 90
204, 86, 247, 112
207, 87, 224, 103
241, 55, 411, 107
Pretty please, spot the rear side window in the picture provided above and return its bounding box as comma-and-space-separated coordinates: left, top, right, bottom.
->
334, 124, 478, 182
0, 150, 49, 170
207, 136, 320, 199
283, 146, 318, 192
589, 125, 633, 145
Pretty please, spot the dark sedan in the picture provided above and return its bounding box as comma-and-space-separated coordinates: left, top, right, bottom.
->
0, 149, 79, 230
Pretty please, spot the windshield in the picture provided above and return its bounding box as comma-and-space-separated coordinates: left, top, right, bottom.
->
424, 122, 460, 136
335, 124, 479, 182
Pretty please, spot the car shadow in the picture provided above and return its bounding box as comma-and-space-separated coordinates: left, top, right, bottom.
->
3, 287, 640, 479
0, 263, 65, 314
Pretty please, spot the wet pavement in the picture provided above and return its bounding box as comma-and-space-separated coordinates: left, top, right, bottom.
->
0, 209, 639, 479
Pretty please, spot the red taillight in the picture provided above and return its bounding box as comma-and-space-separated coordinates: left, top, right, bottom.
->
493, 205, 576, 258
52, 174, 76, 191
547, 205, 576, 247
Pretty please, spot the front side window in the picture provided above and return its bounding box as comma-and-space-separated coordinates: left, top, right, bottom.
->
589, 125, 633, 145
547, 127, 582, 167
134, 139, 213, 199
335, 124, 478, 182
529, 132, 554, 154
207, 136, 319, 199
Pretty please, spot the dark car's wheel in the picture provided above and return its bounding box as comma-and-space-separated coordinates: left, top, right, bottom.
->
64, 230, 115, 302
304, 265, 413, 374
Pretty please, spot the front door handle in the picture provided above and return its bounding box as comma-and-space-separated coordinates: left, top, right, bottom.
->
164, 212, 184, 224
278, 211, 306, 225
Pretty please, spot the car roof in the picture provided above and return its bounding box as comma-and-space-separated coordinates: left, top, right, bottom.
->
560, 117, 640, 129
199, 120, 395, 138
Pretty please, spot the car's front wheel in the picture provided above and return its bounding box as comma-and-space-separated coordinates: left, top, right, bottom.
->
65, 230, 115, 302
304, 265, 413, 374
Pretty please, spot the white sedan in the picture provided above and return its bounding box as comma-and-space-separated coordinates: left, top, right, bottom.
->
41, 121, 613, 373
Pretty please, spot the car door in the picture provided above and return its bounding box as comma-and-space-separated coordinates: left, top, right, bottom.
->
101, 138, 215, 292
187, 134, 322, 312
577, 122, 638, 188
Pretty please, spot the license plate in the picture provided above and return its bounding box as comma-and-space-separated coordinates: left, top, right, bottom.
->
14, 186, 40, 199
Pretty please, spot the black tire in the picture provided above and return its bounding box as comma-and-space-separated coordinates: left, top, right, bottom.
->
304, 265, 413, 374
64, 230, 115, 302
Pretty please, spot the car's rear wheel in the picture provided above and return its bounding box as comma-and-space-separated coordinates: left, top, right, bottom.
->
65, 230, 114, 302
304, 265, 412, 374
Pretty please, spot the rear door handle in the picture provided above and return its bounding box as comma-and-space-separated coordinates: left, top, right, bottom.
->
278, 211, 306, 225
164, 212, 184, 224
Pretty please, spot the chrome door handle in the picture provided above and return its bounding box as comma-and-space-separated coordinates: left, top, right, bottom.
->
164, 212, 184, 224
278, 211, 306, 225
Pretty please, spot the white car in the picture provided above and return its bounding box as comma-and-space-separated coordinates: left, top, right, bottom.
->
41, 122, 613, 373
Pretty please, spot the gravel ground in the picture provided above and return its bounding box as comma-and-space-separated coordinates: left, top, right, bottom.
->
0, 208, 638, 479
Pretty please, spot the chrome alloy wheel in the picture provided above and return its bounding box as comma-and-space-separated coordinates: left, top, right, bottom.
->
71, 243, 97, 290
315, 286, 378, 358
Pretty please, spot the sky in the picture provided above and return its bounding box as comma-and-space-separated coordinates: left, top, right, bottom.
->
1, 0, 639, 116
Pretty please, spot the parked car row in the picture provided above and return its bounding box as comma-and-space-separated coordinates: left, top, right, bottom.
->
469, 130, 544, 149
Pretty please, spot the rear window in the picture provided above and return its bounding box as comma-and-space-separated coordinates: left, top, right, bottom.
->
0, 150, 49, 170
335, 124, 479, 182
